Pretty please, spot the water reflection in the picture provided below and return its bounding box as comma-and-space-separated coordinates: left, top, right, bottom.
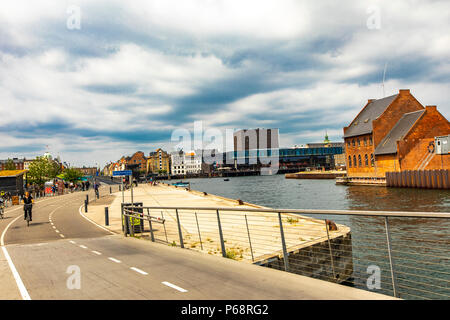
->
345, 186, 450, 212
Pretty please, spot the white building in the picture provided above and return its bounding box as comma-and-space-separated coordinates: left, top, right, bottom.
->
184, 152, 202, 174
170, 151, 202, 175
171, 151, 186, 175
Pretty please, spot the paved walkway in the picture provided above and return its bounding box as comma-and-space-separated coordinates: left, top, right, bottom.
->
86, 184, 350, 263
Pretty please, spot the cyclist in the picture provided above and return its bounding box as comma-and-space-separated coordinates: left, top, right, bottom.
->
94, 182, 100, 198
23, 192, 34, 222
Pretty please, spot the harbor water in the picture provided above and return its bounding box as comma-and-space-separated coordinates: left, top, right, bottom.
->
182, 175, 450, 299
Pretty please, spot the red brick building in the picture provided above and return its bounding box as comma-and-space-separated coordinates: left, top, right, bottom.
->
0, 158, 25, 171
127, 151, 147, 173
343, 89, 450, 180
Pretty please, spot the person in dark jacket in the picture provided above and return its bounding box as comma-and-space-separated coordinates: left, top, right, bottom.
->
23, 192, 33, 221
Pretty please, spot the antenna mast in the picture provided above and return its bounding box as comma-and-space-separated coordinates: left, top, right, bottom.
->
382, 62, 388, 97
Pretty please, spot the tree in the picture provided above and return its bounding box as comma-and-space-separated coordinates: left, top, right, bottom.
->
61, 168, 83, 183
27, 157, 61, 186
4, 159, 16, 170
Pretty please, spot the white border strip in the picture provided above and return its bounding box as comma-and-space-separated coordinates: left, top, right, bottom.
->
1, 215, 31, 300
130, 267, 148, 275
78, 205, 115, 235
162, 281, 188, 292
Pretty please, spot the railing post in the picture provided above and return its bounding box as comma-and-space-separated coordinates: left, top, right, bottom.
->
195, 212, 203, 250
385, 217, 398, 298
105, 207, 109, 226
129, 214, 134, 237
216, 210, 227, 258
148, 209, 155, 242
161, 211, 169, 243
84, 199, 88, 213
324, 220, 336, 280
278, 212, 290, 272
245, 215, 255, 262
175, 209, 184, 248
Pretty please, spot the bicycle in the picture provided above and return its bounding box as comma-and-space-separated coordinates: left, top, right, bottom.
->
0, 203, 4, 219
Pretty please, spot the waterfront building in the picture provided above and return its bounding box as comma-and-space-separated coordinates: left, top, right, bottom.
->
184, 151, 202, 174
127, 151, 147, 173
343, 89, 450, 179
0, 158, 25, 171
73, 167, 97, 176
171, 150, 186, 175
234, 128, 280, 152
147, 149, 171, 174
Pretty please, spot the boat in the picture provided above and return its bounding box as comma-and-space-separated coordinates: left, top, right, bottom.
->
224, 178, 230, 181
172, 181, 190, 188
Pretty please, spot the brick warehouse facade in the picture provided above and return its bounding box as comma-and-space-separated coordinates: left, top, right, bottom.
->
343, 89, 450, 180
127, 151, 147, 173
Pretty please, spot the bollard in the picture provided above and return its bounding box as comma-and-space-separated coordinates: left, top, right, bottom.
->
105, 207, 109, 226
110, 186, 112, 194
86, 195, 89, 204
84, 200, 88, 213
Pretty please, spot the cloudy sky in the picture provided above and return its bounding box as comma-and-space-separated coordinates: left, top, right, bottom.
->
1, 0, 449, 167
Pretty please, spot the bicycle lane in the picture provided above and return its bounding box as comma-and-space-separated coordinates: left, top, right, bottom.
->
0, 190, 96, 299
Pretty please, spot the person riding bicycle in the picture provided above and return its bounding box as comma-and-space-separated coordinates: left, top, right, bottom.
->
94, 182, 100, 198
23, 192, 34, 221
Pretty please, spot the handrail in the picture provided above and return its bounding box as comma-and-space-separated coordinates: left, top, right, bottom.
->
122, 205, 450, 218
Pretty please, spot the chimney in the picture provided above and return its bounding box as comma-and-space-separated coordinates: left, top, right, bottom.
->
426, 105, 437, 112
399, 89, 410, 95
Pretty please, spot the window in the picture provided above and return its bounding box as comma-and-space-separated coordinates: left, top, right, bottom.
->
358, 155, 362, 167
364, 154, 368, 166
369, 136, 373, 146
348, 156, 352, 168
371, 154, 374, 167
364, 137, 367, 146
357, 139, 360, 147
352, 139, 355, 147
347, 140, 351, 147
353, 155, 356, 167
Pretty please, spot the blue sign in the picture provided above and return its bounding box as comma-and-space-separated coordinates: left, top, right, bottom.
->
113, 170, 132, 176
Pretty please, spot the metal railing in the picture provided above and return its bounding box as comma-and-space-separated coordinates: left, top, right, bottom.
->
122, 205, 450, 300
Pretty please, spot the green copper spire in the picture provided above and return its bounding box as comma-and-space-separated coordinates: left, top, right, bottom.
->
324, 131, 330, 144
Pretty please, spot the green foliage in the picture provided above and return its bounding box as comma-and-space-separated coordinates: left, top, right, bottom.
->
61, 167, 84, 183
27, 157, 60, 186
286, 217, 299, 224
4, 159, 16, 170
169, 241, 177, 247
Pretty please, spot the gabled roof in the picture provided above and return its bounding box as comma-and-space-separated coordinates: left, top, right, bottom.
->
344, 94, 399, 138
374, 109, 425, 155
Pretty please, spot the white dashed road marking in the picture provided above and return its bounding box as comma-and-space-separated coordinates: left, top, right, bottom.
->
162, 281, 188, 292
79, 245, 88, 249
69, 240, 76, 244
108, 257, 121, 263
91, 251, 102, 255
59, 234, 65, 238
130, 267, 148, 275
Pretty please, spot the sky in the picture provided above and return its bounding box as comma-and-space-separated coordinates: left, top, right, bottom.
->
0, 0, 449, 167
